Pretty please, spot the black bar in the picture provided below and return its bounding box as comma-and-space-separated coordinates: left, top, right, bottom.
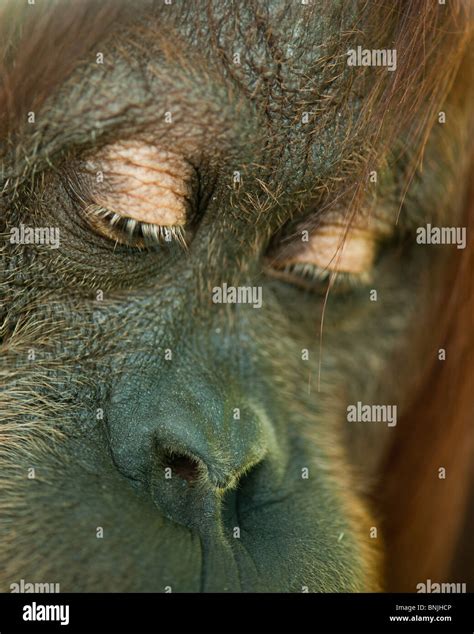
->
0, 593, 472, 634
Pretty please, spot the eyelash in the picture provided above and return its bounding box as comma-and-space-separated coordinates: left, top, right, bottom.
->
83, 204, 187, 248
269, 261, 371, 294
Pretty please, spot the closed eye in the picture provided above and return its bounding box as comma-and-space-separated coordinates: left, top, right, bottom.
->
66, 139, 195, 248
266, 218, 393, 294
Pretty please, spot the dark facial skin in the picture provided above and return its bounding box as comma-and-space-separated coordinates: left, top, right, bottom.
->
0, 1, 471, 592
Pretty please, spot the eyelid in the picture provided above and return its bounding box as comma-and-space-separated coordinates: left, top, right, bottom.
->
64, 140, 197, 248
267, 216, 393, 291
286, 225, 378, 275
79, 140, 195, 228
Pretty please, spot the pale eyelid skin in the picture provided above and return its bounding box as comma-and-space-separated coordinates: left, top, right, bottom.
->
81, 140, 195, 227
270, 213, 394, 278
284, 225, 378, 275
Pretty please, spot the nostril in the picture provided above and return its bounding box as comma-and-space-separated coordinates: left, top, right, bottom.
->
163, 451, 201, 484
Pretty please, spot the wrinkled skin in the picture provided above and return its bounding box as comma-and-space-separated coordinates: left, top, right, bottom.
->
0, 1, 470, 591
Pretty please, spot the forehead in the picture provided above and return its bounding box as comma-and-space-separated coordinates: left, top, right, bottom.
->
5, 1, 367, 191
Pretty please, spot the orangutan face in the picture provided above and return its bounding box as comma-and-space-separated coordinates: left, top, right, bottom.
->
0, 0, 472, 594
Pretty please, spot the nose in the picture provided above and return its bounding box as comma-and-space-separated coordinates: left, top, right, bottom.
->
105, 370, 269, 530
